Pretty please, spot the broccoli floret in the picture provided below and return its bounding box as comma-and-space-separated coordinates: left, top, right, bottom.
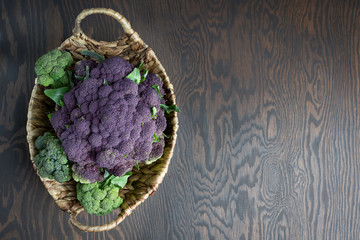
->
35, 49, 73, 87
51, 70, 72, 89
76, 181, 123, 216
35, 132, 54, 150
33, 132, 72, 183
76, 170, 131, 215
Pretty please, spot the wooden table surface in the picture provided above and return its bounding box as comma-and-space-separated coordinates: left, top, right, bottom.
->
1, 0, 360, 239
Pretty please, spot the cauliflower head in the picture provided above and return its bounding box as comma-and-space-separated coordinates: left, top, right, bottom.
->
51, 56, 167, 183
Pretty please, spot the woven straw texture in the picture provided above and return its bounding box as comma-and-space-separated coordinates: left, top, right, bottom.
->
26, 8, 178, 232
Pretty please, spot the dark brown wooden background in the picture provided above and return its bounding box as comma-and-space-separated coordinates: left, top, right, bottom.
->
1, 0, 360, 239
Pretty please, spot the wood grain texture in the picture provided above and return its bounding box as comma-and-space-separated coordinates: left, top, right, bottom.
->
1, 0, 360, 239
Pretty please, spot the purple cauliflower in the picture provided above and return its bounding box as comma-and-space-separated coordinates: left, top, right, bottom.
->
51, 56, 168, 182
74, 59, 98, 77
147, 138, 166, 164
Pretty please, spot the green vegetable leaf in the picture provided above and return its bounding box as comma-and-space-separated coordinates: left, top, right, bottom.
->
139, 62, 148, 83
152, 85, 162, 98
85, 65, 90, 79
104, 169, 110, 179
160, 104, 181, 114
101, 175, 115, 189
141, 68, 149, 83
153, 133, 160, 143
151, 106, 157, 118
135, 161, 140, 170
74, 75, 85, 80
111, 171, 132, 189
126, 67, 141, 84
44, 86, 70, 106
162, 133, 169, 138
80, 50, 105, 62
47, 113, 53, 121
101, 170, 132, 189
126, 62, 149, 84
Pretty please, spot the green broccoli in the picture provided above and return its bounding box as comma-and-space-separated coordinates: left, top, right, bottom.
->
35, 49, 73, 87
35, 132, 54, 150
33, 132, 72, 183
76, 170, 132, 215
76, 181, 123, 216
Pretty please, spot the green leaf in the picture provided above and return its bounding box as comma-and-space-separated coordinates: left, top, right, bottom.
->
126, 67, 141, 84
111, 171, 132, 189
152, 85, 162, 99
162, 133, 169, 138
151, 106, 157, 118
74, 75, 85, 80
141, 68, 149, 83
85, 65, 90, 79
160, 104, 181, 114
104, 169, 110, 179
44, 86, 70, 106
152, 133, 160, 143
138, 62, 149, 83
101, 175, 115, 189
47, 113, 53, 121
80, 50, 105, 62
135, 161, 140, 170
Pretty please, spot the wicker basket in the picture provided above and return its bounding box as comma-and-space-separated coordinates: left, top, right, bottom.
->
26, 8, 179, 232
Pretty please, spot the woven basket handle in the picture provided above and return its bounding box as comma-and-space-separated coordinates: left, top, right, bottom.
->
73, 8, 135, 38
69, 207, 127, 232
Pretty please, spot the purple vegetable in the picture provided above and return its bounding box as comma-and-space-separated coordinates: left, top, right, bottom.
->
51, 56, 167, 182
